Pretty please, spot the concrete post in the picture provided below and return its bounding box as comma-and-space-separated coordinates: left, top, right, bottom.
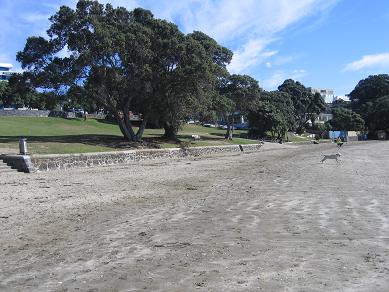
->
19, 138, 28, 155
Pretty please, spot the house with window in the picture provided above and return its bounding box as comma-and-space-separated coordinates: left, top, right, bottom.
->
0, 63, 15, 81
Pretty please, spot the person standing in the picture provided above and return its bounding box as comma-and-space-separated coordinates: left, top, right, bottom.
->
336, 137, 343, 148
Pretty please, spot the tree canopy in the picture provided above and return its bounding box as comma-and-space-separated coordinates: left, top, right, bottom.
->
247, 90, 294, 140
0, 82, 9, 106
15, 0, 348, 144
366, 96, 389, 131
17, 0, 231, 141
349, 74, 389, 132
0, 75, 44, 108
328, 108, 365, 131
349, 74, 389, 105
278, 79, 325, 132
217, 74, 261, 138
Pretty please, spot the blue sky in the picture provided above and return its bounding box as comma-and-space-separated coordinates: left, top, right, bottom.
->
1, 0, 389, 100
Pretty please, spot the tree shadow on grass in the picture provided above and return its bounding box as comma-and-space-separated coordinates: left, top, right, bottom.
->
209, 132, 248, 139
95, 119, 117, 125
0, 132, 244, 152
96, 118, 143, 127
0, 135, 161, 150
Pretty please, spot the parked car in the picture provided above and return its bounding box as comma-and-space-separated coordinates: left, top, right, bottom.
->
219, 125, 237, 130
202, 123, 216, 128
235, 122, 249, 130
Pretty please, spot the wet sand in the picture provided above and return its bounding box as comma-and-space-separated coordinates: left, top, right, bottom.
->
1, 141, 389, 291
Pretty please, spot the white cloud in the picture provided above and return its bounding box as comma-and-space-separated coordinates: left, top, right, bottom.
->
0, 0, 338, 74
165, 0, 337, 42
292, 69, 306, 75
0, 53, 12, 63
20, 13, 50, 23
273, 55, 296, 66
262, 69, 307, 89
228, 38, 277, 73
262, 72, 285, 88
152, 0, 338, 73
344, 53, 389, 71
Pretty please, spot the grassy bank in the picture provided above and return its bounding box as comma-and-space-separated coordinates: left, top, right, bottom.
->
0, 117, 257, 154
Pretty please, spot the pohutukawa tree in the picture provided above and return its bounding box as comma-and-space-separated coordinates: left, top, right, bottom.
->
145, 30, 232, 140
349, 74, 389, 131
217, 74, 261, 138
328, 108, 365, 131
247, 91, 295, 141
278, 79, 325, 133
17, 0, 231, 141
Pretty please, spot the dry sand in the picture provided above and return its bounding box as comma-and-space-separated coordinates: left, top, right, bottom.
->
1, 141, 389, 291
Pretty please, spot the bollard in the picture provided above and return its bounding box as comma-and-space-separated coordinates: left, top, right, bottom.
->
19, 138, 28, 155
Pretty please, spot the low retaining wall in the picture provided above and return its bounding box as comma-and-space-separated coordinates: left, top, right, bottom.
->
0, 109, 50, 117
0, 109, 76, 118
0, 154, 36, 173
30, 144, 263, 172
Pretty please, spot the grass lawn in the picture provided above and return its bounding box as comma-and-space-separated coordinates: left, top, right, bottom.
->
286, 132, 314, 142
0, 117, 258, 154
285, 132, 331, 143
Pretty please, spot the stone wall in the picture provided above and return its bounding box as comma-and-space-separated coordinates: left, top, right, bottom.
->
31, 144, 263, 172
0, 109, 50, 117
0, 154, 36, 173
0, 109, 77, 118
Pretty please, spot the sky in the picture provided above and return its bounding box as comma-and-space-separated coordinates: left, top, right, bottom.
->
1, 0, 389, 101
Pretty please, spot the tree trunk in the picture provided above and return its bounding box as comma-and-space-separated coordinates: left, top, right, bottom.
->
163, 122, 178, 141
135, 114, 148, 141
296, 116, 305, 134
231, 114, 235, 140
225, 123, 231, 139
277, 130, 283, 142
123, 107, 136, 140
224, 113, 232, 139
114, 111, 134, 142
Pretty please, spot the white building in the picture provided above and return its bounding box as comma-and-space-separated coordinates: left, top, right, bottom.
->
332, 95, 350, 102
0, 63, 15, 81
316, 112, 333, 124
311, 88, 335, 103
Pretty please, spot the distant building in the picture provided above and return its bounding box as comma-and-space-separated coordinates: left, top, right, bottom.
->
311, 88, 335, 103
0, 63, 15, 81
316, 112, 333, 124
332, 95, 350, 102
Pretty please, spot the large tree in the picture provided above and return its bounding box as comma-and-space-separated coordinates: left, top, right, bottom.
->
247, 90, 294, 140
155, 31, 232, 140
218, 74, 261, 138
260, 90, 295, 129
247, 99, 288, 141
0, 81, 9, 106
349, 74, 389, 105
0, 75, 44, 108
17, 0, 225, 141
349, 74, 389, 131
17, 1, 153, 141
366, 96, 389, 131
328, 108, 365, 131
278, 79, 325, 133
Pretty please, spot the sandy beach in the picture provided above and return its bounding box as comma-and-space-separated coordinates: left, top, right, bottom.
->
1, 141, 389, 291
